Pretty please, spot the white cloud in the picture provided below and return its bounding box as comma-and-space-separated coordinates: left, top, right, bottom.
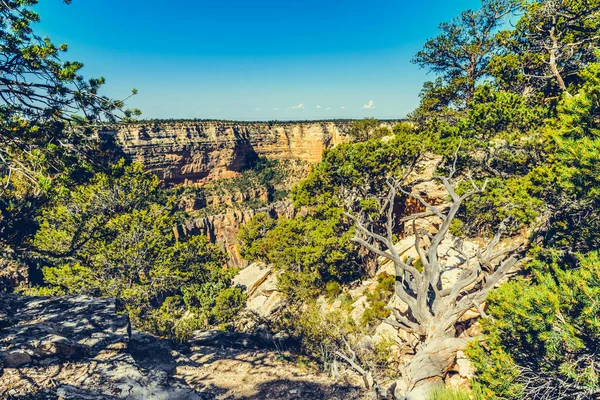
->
316, 105, 322, 109
340, 105, 347, 109
326, 107, 332, 110
273, 108, 280, 111
362, 100, 376, 109
255, 108, 261, 111
290, 103, 305, 110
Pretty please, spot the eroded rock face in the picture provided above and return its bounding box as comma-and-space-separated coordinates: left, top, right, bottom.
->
103, 120, 354, 185
176, 200, 295, 267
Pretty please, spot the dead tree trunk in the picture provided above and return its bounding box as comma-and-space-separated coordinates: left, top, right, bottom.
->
404, 337, 469, 399
548, 22, 568, 92
347, 152, 524, 399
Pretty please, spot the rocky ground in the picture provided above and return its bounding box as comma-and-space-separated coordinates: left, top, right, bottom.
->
0, 294, 363, 400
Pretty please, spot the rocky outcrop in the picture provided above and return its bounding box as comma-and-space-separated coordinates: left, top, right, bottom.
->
102, 120, 362, 185
0, 294, 363, 399
0, 294, 200, 399
176, 200, 295, 267
0, 294, 129, 367
233, 263, 284, 318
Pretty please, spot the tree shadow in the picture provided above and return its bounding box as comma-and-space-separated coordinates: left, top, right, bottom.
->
1, 294, 364, 400
239, 378, 362, 400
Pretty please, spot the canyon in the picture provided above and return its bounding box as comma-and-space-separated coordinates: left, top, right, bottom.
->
103, 120, 364, 185
104, 120, 396, 266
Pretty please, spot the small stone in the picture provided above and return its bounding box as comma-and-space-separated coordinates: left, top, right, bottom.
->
350, 296, 369, 323
455, 351, 475, 379
36, 334, 77, 358
289, 389, 298, 394
2, 350, 32, 367
445, 372, 462, 388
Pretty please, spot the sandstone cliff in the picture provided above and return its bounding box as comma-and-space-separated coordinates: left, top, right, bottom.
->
175, 200, 296, 268
103, 120, 395, 267
103, 120, 356, 185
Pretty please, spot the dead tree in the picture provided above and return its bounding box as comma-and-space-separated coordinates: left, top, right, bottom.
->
347, 161, 524, 399
519, 0, 600, 95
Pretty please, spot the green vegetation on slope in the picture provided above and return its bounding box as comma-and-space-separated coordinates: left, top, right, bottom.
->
4, 0, 600, 397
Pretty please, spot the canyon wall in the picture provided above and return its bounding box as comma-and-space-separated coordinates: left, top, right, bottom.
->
103, 120, 361, 185
175, 200, 296, 268
103, 120, 396, 267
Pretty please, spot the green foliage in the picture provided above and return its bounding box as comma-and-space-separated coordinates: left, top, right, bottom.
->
460, 85, 546, 140
0, 1, 139, 275
454, 176, 544, 236
294, 132, 430, 208
426, 387, 483, 400
238, 212, 278, 261
469, 252, 600, 399
325, 281, 343, 299
277, 302, 357, 365
240, 208, 361, 300
212, 287, 247, 323
347, 119, 390, 142
0, 0, 139, 126
505, 0, 600, 96
276, 301, 395, 377
27, 162, 238, 339
201, 157, 286, 205
531, 61, 600, 252
362, 275, 395, 327
412, 0, 520, 108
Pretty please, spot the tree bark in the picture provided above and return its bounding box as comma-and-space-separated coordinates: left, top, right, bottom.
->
548, 25, 568, 93
402, 337, 469, 400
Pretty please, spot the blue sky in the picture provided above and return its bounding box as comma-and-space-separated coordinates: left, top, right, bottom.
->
34, 0, 482, 120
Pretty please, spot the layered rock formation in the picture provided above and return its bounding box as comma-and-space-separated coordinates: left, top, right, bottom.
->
176, 200, 295, 267
103, 120, 359, 185
103, 120, 395, 267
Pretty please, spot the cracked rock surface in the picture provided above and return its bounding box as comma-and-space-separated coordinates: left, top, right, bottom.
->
0, 294, 363, 399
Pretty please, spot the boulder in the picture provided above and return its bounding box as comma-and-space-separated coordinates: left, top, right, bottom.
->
260, 292, 283, 317
33, 334, 77, 358
348, 285, 368, 299
376, 259, 396, 278
387, 294, 408, 314
454, 351, 475, 379
232, 263, 272, 296
0, 294, 130, 363
1, 350, 31, 368
256, 273, 278, 296
247, 295, 268, 314
372, 321, 399, 344
393, 378, 409, 400
350, 296, 369, 323
440, 267, 462, 290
